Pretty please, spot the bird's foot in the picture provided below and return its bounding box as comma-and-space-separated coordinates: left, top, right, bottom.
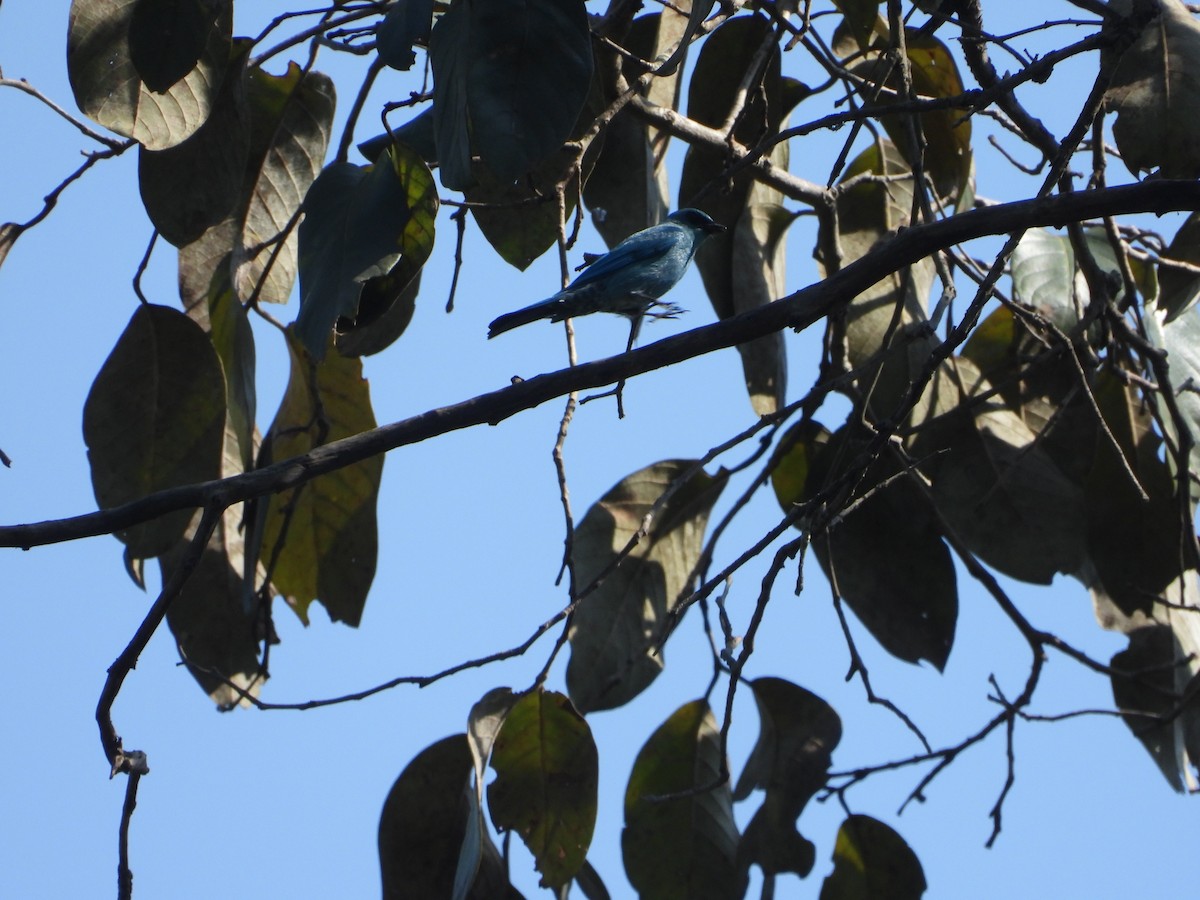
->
646, 302, 685, 320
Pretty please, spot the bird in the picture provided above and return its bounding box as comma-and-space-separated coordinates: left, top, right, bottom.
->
487, 208, 726, 351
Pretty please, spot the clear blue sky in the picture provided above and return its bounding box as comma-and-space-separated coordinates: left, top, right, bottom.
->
1, 3, 1194, 898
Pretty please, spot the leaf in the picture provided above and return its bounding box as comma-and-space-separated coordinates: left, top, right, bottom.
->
819, 815, 926, 900
731, 202, 793, 416
67, 0, 232, 149
914, 357, 1087, 584
259, 329, 382, 626
622, 700, 739, 900
295, 144, 437, 358
1084, 370, 1187, 618
207, 274, 257, 472
1010, 228, 1086, 330
488, 689, 598, 888
850, 29, 972, 203
429, 0, 593, 190
583, 13, 676, 248
1145, 300, 1200, 491
128, 0, 224, 93
1158, 212, 1200, 320
566, 460, 727, 713
162, 493, 264, 710
138, 38, 250, 246
734, 679, 841, 884
379, 735, 523, 900
177, 62, 335, 310
83, 304, 226, 558
824, 140, 936, 419
358, 110, 439, 166
335, 268, 422, 358
377, 0, 433, 71
1105, 0, 1200, 178
1110, 623, 1200, 792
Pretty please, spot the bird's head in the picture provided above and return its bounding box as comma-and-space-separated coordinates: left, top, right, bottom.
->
668, 208, 727, 237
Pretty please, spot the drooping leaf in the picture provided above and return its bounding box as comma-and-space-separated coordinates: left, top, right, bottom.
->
1084, 370, 1187, 618
848, 28, 972, 204
179, 62, 336, 311
734, 679, 841, 885
488, 690, 598, 888
913, 357, 1087, 584
67, 0, 232, 149
1105, 0, 1200, 178
583, 12, 679, 248
138, 38, 250, 246
823, 140, 935, 420
429, 0, 593, 190
1145, 300, 1200, 490
622, 700, 739, 900
335, 269, 422, 358
358, 109, 438, 166
259, 329, 382, 626
566, 460, 727, 713
379, 735, 523, 900
207, 273, 257, 472
83, 304, 226, 558
731, 202, 793, 415
295, 144, 437, 358
377, 0, 433, 71
1010, 228, 1086, 330
1158, 212, 1200, 320
162, 490, 263, 710
819, 815, 926, 900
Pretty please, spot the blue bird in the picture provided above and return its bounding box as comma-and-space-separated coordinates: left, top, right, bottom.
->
487, 208, 726, 350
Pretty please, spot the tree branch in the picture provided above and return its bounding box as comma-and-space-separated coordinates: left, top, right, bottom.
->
6, 181, 1200, 550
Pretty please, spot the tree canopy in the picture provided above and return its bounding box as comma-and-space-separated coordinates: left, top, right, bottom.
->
3, 0, 1200, 897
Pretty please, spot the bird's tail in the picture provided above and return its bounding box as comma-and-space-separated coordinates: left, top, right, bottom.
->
487, 297, 564, 338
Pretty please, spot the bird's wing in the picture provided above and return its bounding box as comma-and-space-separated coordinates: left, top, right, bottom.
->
567, 225, 681, 289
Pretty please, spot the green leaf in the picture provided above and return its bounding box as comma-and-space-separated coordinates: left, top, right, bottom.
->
259, 329, 382, 626
582, 13, 677, 248
819, 815, 926, 900
83, 304, 226, 558
67, 0, 232, 149
429, 0, 593, 189
622, 700, 739, 900
1110, 625, 1200, 792
810, 431, 958, 670
1010, 229, 1084, 330
731, 202, 794, 416
1083, 371, 1186, 619
377, 0, 433, 71
379, 735, 523, 900
1105, 0, 1200, 178
178, 62, 336, 312
824, 140, 935, 419
162, 494, 263, 710
358, 109, 438, 166
1158, 212, 1200, 320
566, 460, 727, 713
138, 38, 250, 246
207, 274, 257, 473
335, 268, 422, 358
296, 144, 437, 358
488, 689, 598, 888
128, 0, 224, 93
734, 679, 841, 884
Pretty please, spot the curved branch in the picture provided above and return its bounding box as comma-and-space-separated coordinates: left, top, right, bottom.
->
5, 180, 1200, 550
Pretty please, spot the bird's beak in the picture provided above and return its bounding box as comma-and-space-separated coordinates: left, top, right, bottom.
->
705, 221, 727, 235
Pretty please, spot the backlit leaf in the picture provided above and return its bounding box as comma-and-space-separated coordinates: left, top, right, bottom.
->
819, 815, 926, 900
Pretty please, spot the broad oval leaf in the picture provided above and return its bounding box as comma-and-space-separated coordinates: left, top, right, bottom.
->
1105, 0, 1200, 178
819, 815, 926, 900
1158, 212, 1200, 320
83, 304, 226, 558
295, 144, 437, 358
379, 735, 522, 900
622, 699, 739, 900
731, 202, 793, 415
377, 0, 433, 71
68, 0, 232, 149
734, 679, 842, 884
138, 38, 250, 246
259, 329, 382, 626
488, 689, 598, 888
430, 0, 593, 189
566, 460, 727, 713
